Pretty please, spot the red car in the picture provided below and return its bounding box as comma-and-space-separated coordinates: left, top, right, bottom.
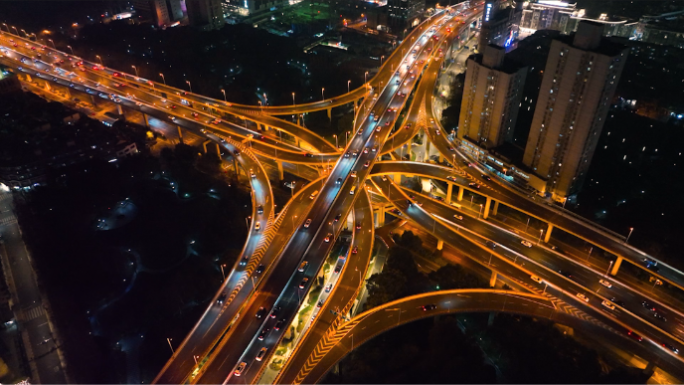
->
627, 330, 642, 342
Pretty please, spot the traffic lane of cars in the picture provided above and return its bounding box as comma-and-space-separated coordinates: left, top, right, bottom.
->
216, 24, 441, 381
406, 188, 684, 348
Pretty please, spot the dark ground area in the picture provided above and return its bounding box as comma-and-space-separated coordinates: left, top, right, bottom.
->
13, 143, 249, 383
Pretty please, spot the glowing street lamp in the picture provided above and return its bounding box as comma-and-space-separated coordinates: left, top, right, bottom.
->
185, 80, 192, 93
321, 87, 325, 101
347, 79, 351, 93
159, 73, 166, 85
66, 45, 73, 54
47, 39, 55, 48
221, 89, 226, 101
131, 65, 139, 77
292, 92, 295, 106
626, 227, 634, 244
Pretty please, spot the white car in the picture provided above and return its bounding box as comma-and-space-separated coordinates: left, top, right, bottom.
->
520, 240, 533, 248
234, 362, 247, 376
576, 293, 589, 303
350, 171, 357, 178
601, 300, 616, 311
599, 279, 612, 288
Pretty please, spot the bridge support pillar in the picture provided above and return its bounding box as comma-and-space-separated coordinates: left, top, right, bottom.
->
213, 142, 221, 158
438, 154, 444, 163
457, 186, 464, 201
610, 256, 624, 276
492, 201, 499, 216
488, 311, 496, 326
177, 126, 184, 144
643, 361, 656, 375
446, 184, 453, 204
425, 138, 431, 161
233, 157, 239, 178
489, 271, 497, 288
276, 161, 284, 180
375, 207, 385, 228
202, 140, 211, 154
392, 173, 401, 183
327, 107, 331, 120
544, 224, 553, 243
117, 104, 124, 116
436, 240, 444, 250
90, 94, 97, 105
483, 197, 492, 219
142, 113, 150, 128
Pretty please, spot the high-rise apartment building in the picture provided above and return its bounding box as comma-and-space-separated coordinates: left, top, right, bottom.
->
458, 44, 527, 152
523, 21, 628, 199
186, 0, 225, 29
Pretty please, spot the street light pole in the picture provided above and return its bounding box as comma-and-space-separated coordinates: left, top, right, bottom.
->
321, 87, 325, 101
221, 89, 226, 102
159, 73, 166, 85
167, 338, 175, 355
625, 227, 634, 244
66, 45, 73, 54
292, 92, 295, 106
478, 204, 483, 218
347, 80, 351, 94
131, 65, 139, 77
220, 264, 226, 281
47, 39, 55, 48
186, 80, 192, 93
333, 135, 338, 148
604, 260, 614, 278
537, 229, 544, 245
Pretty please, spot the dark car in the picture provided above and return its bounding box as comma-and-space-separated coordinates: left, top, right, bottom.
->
642, 301, 656, 312
558, 270, 573, 279
334, 213, 342, 222
336, 177, 343, 184
216, 293, 227, 305
257, 205, 264, 214
356, 222, 361, 229
654, 312, 667, 322
662, 343, 679, 354
481, 174, 491, 181
421, 304, 437, 311
255, 264, 265, 274
270, 306, 281, 319
258, 328, 270, 341
256, 307, 268, 319
627, 330, 642, 342
274, 318, 286, 331
610, 297, 625, 307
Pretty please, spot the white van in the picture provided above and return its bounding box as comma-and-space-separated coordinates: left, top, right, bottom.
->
310, 190, 319, 200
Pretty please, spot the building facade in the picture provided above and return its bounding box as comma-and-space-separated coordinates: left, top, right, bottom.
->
186, 0, 225, 29
458, 44, 527, 150
386, 0, 425, 32
522, 21, 628, 200
478, 0, 522, 50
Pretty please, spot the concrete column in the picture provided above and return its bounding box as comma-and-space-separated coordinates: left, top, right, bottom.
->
610, 256, 623, 276
425, 137, 431, 159
213, 143, 221, 158
142, 113, 150, 128
446, 184, 453, 204
457, 186, 464, 201
233, 157, 239, 178
177, 126, 184, 144
393, 173, 401, 183
117, 104, 123, 116
483, 197, 492, 219
643, 361, 656, 375
276, 161, 284, 180
489, 271, 497, 287
327, 107, 331, 120
438, 154, 444, 163
487, 311, 496, 326
90, 94, 97, 105
436, 240, 444, 250
492, 201, 499, 216
375, 207, 385, 227
202, 140, 211, 153
544, 224, 553, 243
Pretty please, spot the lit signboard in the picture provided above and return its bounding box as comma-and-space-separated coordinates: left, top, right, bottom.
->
484, 3, 492, 22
